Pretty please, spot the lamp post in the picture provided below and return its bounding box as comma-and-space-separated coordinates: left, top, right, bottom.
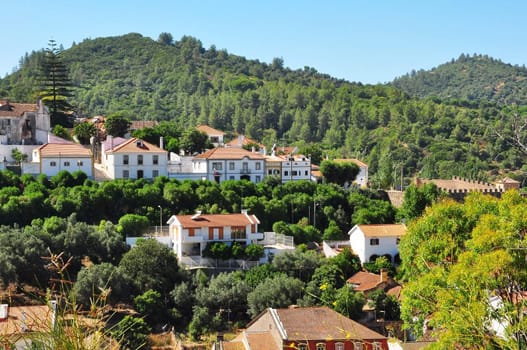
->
157, 205, 163, 235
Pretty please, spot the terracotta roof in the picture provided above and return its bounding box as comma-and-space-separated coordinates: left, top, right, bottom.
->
47, 135, 75, 144
275, 306, 386, 341
222, 341, 247, 350
499, 177, 520, 184
226, 135, 264, 148
274, 146, 297, 155
38, 143, 92, 157
347, 271, 384, 292
175, 213, 260, 228
106, 138, 165, 154
386, 285, 402, 300
334, 158, 368, 168
130, 120, 158, 130
0, 101, 37, 117
355, 224, 406, 238
0, 305, 52, 335
244, 332, 280, 350
196, 124, 225, 136
102, 137, 128, 151
194, 147, 265, 160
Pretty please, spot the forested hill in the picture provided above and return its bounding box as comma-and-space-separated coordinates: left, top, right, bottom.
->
0, 33, 524, 183
392, 54, 527, 106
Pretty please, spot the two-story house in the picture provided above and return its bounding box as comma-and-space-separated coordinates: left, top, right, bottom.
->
192, 147, 266, 183
266, 154, 311, 183
218, 306, 388, 350
348, 224, 406, 265
0, 99, 50, 145
100, 137, 167, 179
196, 124, 225, 147
167, 210, 263, 261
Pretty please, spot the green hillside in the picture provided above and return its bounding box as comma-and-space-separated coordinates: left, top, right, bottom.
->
0, 33, 524, 184
392, 54, 527, 105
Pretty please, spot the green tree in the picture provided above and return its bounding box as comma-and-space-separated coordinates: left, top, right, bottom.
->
73, 263, 131, 307
104, 113, 132, 137
74, 122, 96, 144
244, 243, 264, 260
180, 129, 210, 155
39, 39, 74, 127
157, 32, 174, 45
11, 148, 28, 165
400, 191, 527, 348
110, 315, 151, 350
119, 239, 180, 296
247, 274, 304, 317
320, 160, 360, 186
117, 214, 150, 237
332, 286, 366, 319
134, 289, 166, 327
51, 124, 72, 140
397, 183, 442, 222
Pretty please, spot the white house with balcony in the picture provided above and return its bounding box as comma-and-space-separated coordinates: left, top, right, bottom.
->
348, 224, 406, 265
192, 147, 266, 183
167, 210, 263, 261
265, 154, 311, 183
100, 137, 168, 179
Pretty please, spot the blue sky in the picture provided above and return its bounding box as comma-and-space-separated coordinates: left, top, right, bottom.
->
3, 0, 527, 84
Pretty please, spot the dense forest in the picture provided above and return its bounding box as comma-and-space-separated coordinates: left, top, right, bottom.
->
1, 33, 527, 184
392, 53, 527, 105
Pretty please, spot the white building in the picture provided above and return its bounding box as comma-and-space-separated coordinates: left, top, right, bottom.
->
167, 210, 263, 260
193, 147, 266, 183
101, 137, 168, 179
31, 141, 93, 178
196, 124, 225, 147
334, 158, 369, 188
348, 224, 406, 265
265, 154, 311, 183
0, 99, 50, 145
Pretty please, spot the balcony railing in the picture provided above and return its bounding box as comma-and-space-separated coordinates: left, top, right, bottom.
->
240, 168, 251, 174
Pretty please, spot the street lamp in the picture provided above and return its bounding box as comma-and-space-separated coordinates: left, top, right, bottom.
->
157, 205, 163, 235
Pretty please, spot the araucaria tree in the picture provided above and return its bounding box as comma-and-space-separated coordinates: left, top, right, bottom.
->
39, 39, 74, 127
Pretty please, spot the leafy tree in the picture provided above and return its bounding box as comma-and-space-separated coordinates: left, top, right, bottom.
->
247, 274, 304, 317
397, 183, 442, 222
320, 160, 360, 186
51, 124, 72, 140
117, 214, 150, 237
73, 263, 131, 307
243, 263, 277, 288
363, 256, 395, 276
179, 129, 210, 155
171, 281, 195, 326
11, 148, 28, 164
74, 122, 96, 144
332, 286, 366, 319
110, 315, 151, 350
244, 243, 264, 260
104, 113, 132, 137
157, 32, 174, 45
202, 241, 231, 261
368, 289, 400, 321
119, 239, 180, 296
271, 249, 322, 283
39, 39, 74, 127
400, 191, 527, 348
134, 289, 166, 327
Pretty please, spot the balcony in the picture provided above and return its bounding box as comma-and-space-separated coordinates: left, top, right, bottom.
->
181, 234, 204, 243
240, 168, 251, 174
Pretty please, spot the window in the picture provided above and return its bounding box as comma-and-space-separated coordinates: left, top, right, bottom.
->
123, 155, 129, 165
50, 161, 56, 167
255, 162, 261, 170
298, 344, 308, 350
64, 161, 70, 166
123, 170, 129, 178
137, 155, 143, 165
370, 238, 380, 246
77, 161, 83, 166
229, 162, 235, 170
268, 169, 273, 175
292, 170, 298, 176
353, 342, 364, 350
230, 176, 235, 180
153, 170, 159, 177
212, 162, 222, 171
284, 170, 289, 176
335, 343, 345, 350
316, 344, 326, 350
305, 170, 308, 176
372, 342, 383, 350
242, 162, 248, 171
153, 155, 159, 165
137, 170, 144, 179
396, 237, 401, 245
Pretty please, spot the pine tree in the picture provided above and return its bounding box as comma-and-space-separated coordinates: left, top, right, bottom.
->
39, 39, 74, 127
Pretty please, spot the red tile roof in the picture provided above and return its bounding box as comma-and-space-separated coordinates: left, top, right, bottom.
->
175, 213, 260, 228
0, 101, 38, 117
347, 271, 384, 292
196, 124, 225, 136
334, 158, 369, 168
355, 224, 406, 238
106, 138, 165, 154
275, 306, 386, 341
0, 305, 52, 335
38, 143, 92, 157
130, 120, 158, 130
226, 135, 264, 148
194, 147, 265, 160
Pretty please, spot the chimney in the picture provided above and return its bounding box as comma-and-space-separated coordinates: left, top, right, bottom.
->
159, 136, 164, 150
380, 269, 388, 283
108, 135, 114, 151
241, 209, 248, 215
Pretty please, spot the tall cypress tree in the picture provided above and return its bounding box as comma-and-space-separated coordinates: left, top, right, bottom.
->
39, 39, 74, 127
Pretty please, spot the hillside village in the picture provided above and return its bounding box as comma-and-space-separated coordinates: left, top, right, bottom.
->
1, 29, 527, 350
1, 95, 526, 350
